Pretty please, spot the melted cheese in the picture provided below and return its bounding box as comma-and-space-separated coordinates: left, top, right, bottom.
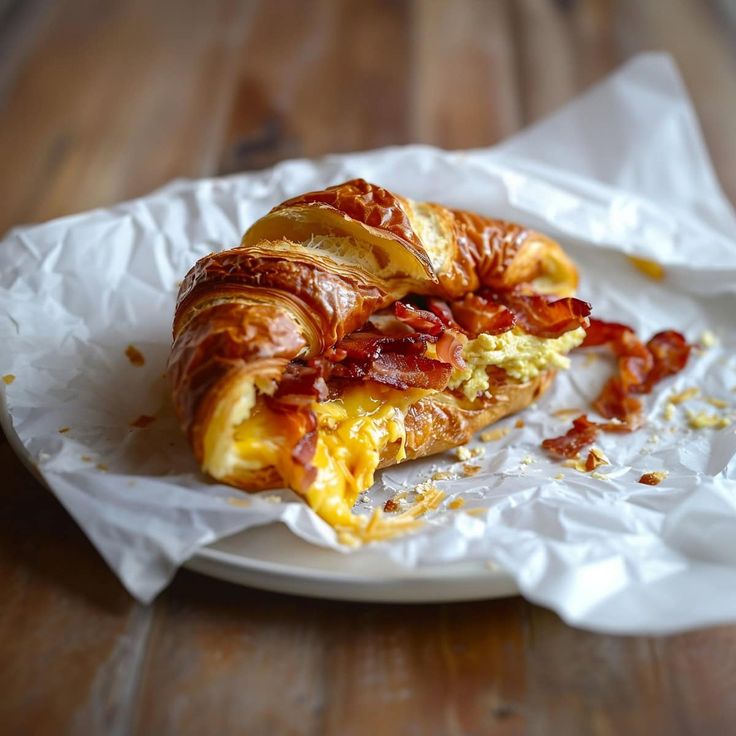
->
448, 326, 585, 400
232, 386, 426, 526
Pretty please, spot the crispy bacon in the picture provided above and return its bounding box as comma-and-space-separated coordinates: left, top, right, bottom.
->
274, 360, 329, 402
327, 330, 436, 363
394, 301, 444, 336
449, 293, 516, 337
436, 330, 466, 370
427, 298, 464, 332
642, 331, 691, 391
500, 292, 591, 339
543, 319, 690, 458
542, 415, 600, 459
332, 352, 451, 391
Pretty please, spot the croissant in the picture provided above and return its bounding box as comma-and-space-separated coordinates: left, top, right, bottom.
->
169, 179, 589, 527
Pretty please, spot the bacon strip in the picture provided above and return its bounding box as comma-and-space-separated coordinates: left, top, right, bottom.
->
543, 319, 691, 458
449, 293, 516, 337
394, 301, 445, 336
500, 292, 591, 339
331, 352, 452, 391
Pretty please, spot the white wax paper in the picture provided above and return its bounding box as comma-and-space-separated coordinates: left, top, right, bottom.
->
1, 53, 735, 633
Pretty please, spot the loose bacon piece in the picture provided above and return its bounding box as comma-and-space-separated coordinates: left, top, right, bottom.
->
394, 301, 444, 336
501, 293, 591, 339
543, 319, 690, 458
642, 331, 691, 391
450, 292, 516, 337
436, 330, 466, 370
542, 415, 600, 459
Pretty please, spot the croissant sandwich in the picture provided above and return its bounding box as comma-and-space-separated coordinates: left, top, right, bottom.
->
168, 179, 591, 526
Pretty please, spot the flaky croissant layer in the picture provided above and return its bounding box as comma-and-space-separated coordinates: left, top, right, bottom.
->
169, 179, 584, 527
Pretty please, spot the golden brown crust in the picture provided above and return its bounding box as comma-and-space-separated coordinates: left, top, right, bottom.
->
169, 179, 578, 477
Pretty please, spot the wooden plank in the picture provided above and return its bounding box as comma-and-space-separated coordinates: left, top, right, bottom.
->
0, 442, 149, 736
217, 0, 412, 174
411, 0, 521, 148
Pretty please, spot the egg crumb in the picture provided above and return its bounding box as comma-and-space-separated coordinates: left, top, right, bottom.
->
663, 403, 676, 421
706, 397, 729, 409
520, 455, 534, 465
590, 471, 610, 481
454, 446, 472, 461
628, 255, 665, 280
669, 387, 699, 405
553, 473, 565, 480
431, 470, 454, 481
686, 410, 731, 430
448, 498, 466, 510
700, 330, 718, 348
2, 374, 15, 385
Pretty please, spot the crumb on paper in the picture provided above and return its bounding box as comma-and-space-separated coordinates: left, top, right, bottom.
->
383, 498, 400, 513
484, 560, 499, 571
480, 427, 510, 442
585, 448, 609, 471
130, 414, 156, 429
260, 494, 282, 504
462, 464, 481, 477
125, 344, 145, 366
448, 497, 466, 510
520, 455, 534, 465
553, 407, 583, 418
96, 463, 108, 472
647, 433, 660, 444
336, 487, 445, 546
663, 403, 676, 421
706, 396, 729, 409
431, 470, 454, 481
686, 410, 731, 430
227, 497, 251, 508
454, 445, 472, 461
669, 387, 699, 405
465, 507, 489, 517
2, 374, 15, 385
590, 471, 610, 481
584, 353, 599, 366
628, 255, 665, 280
81, 455, 92, 463
514, 418, 525, 429
639, 471, 668, 486
58, 426, 70, 433
553, 472, 565, 480
700, 330, 718, 348
469, 446, 485, 459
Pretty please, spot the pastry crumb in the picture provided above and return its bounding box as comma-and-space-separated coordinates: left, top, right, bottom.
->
663, 403, 676, 421
590, 471, 610, 481
553, 407, 583, 417
96, 463, 109, 472
58, 426, 71, 433
553, 472, 565, 480
480, 427, 510, 442
462, 464, 481, 477
448, 497, 466, 510
130, 414, 156, 429
514, 418, 525, 429
2, 374, 15, 385
638, 471, 668, 486
227, 497, 251, 508
260, 494, 282, 504
383, 498, 401, 513
125, 344, 145, 366
431, 470, 454, 481
585, 448, 609, 471
520, 455, 534, 465
81, 455, 92, 463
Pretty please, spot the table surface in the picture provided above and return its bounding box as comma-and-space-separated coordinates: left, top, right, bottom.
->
2, 1, 736, 733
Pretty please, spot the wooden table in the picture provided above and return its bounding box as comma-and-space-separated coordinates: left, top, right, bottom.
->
2, 1, 735, 733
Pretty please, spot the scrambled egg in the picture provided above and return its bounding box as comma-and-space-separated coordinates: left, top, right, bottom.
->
448, 327, 585, 400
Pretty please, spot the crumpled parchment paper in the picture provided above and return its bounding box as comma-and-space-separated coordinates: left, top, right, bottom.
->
1, 53, 735, 633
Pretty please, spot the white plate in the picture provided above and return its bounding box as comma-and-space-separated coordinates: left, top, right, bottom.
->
0, 395, 517, 602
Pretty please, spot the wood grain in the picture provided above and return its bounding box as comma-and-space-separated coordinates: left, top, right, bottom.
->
1, 0, 736, 733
